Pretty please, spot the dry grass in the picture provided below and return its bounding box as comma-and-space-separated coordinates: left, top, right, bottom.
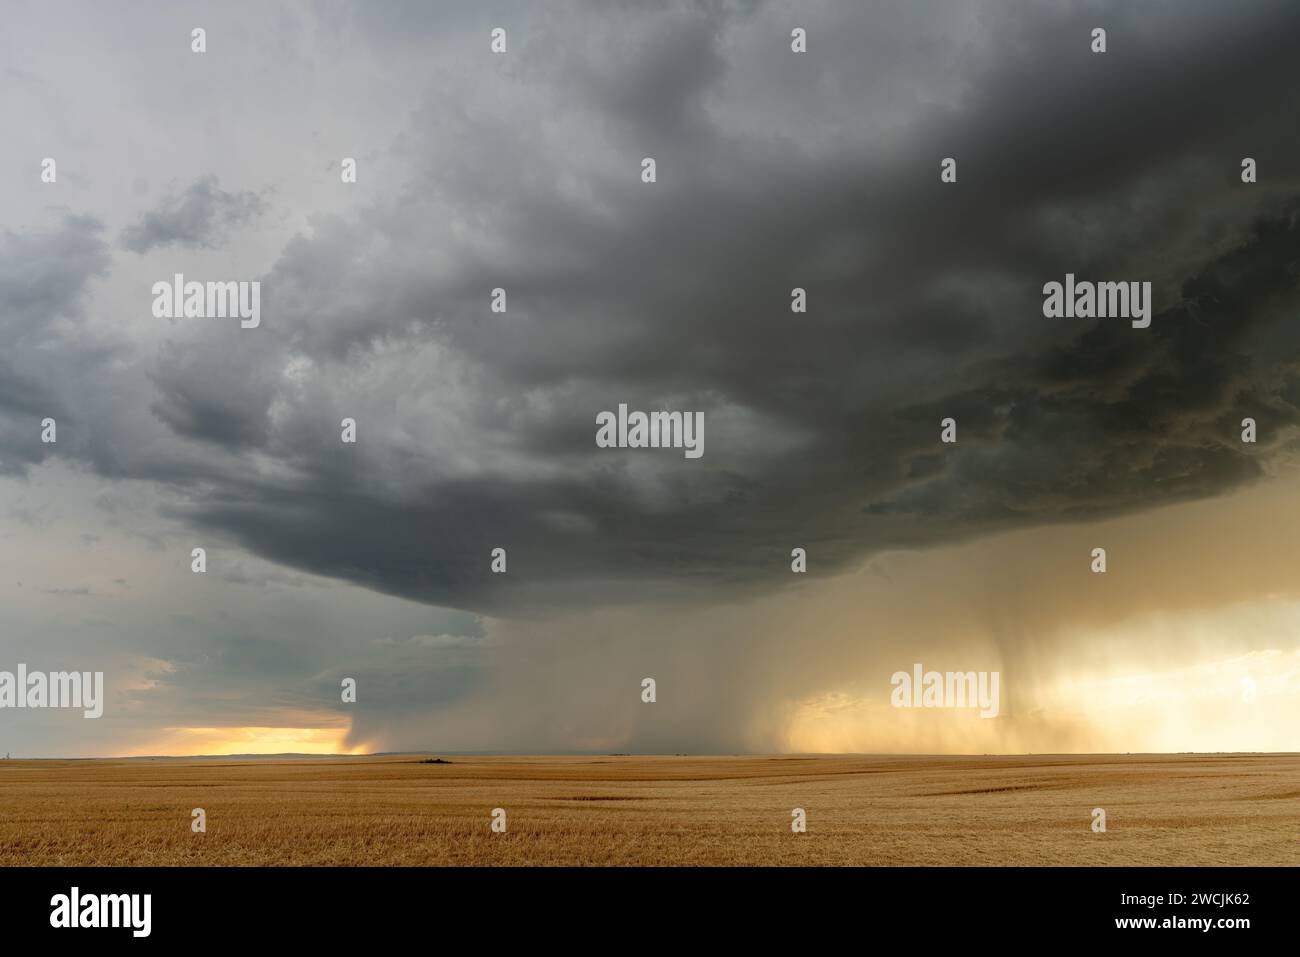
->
0, 753, 1295, 866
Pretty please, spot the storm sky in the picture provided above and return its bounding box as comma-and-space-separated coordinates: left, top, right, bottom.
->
2, 0, 1299, 756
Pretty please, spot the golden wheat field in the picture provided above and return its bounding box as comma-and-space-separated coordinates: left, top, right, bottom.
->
0, 753, 1295, 866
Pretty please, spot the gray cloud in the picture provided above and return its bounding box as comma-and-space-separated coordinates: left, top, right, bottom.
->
10, 0, 1300, 608
117, 0, 1300, 616
0, 215, 112, 474
120, 175, 266, 253
5, 1, 1299, 615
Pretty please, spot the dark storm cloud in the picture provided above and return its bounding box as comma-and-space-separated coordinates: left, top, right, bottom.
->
0, 216, 112, 474
866, 206, 1300, 527
148, 329, 282, 449
120, 175, 266, 253
11, 0, 1300, 618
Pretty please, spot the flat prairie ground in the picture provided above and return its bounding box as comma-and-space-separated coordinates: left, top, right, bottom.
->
0, 753, 1295, 866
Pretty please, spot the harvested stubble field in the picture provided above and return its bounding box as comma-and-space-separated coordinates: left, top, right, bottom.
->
0, 753, 1295, 866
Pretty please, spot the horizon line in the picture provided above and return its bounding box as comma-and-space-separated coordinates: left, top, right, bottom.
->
4, 750, 1298, 761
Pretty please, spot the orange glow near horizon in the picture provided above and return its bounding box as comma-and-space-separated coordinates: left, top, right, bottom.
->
780, 649, 1300, 754
121, 726, 367, 757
